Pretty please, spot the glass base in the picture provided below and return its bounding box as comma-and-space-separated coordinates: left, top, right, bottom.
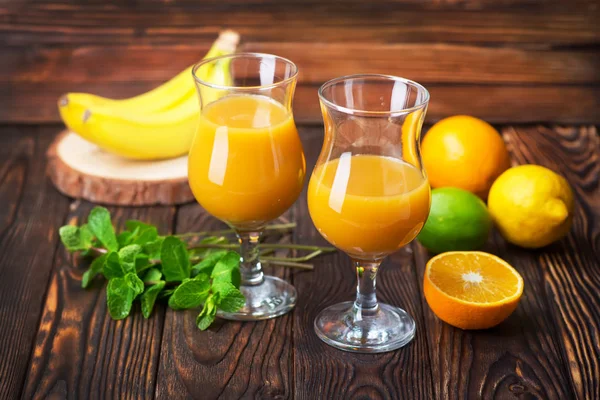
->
217, 275, 296, 321
314, 301, 416, 353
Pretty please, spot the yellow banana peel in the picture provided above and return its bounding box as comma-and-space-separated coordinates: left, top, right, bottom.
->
58, 30, 239, 160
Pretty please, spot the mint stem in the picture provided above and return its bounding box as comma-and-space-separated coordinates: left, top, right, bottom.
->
188, 243, 335, 252
176, 222, 296, 239
90, 247, 108, 256
264, 250, 326, 263
262, 259, 314, 270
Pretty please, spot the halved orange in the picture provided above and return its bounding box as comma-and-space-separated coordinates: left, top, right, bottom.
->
423, 251, 524, 330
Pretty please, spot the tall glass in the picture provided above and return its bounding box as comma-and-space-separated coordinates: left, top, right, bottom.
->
190, 53, 305, 320
308, 75, 430, 352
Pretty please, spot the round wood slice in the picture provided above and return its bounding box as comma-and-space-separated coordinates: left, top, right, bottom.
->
47, 131, 194, 206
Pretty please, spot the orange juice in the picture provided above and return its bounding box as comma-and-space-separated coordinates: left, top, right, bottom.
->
188, 95, 305, 227
308, 154, 430, 259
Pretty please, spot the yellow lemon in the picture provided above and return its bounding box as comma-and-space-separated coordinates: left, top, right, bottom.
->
488, 165, 575, 248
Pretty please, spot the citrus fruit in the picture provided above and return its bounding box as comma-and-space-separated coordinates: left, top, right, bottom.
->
488, 164, 574, 248
423, 251, 524, 330
402, 108, 424, 168
417, 187, 492, 253
421, 115, 511, 198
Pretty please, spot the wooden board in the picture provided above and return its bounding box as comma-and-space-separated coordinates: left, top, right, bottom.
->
292, 128, 435, 399
0, 1, 599, 126
0, 125, 598, 399
0, 127, 71, 400
22, 204, 175, 400
47, 131, 194, 206
2, 42, 599, 125
1, 4, 598, 46
155, 205, 295, 399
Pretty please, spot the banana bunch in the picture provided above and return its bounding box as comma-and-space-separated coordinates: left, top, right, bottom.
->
58, 30, 239, 160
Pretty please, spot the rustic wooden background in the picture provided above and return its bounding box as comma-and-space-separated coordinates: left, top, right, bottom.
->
0, 1, 599, 399
1, 0, 599, 125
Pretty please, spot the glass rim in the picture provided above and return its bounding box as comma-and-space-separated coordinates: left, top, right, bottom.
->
318, 74, 430, 117
192, 52, 299, 91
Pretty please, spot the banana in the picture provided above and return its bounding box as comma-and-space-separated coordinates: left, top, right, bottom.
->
80, 95, 200, 160
59, 30, 239, 115
58, 30, 239, 160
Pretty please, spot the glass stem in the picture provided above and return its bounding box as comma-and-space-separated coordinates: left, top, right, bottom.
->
237, 231, 264, 286
353, 259, 382, 319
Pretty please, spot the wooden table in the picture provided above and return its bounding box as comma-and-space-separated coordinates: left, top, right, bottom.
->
1, 1, 599, 399
0, 124, 598, 399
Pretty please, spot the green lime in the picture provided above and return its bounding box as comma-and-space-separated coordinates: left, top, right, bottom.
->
418, 187, 492, 254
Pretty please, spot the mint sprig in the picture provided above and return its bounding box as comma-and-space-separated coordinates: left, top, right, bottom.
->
59, 206, 244, 330
60, 206, 334, 331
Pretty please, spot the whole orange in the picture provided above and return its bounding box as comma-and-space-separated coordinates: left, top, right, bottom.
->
421, 116, 511, 199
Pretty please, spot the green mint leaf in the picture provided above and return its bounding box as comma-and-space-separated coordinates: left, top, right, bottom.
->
117, 231, 134, 248
144, 237, 165, 260
196, 294, 218, 330
59, 226, 80, 250
133, 226, 158, 246
126, 220, 153, 232
214, 282, 245, 313
135, 254, 152, 274
59, 225, 94, 252
88, 207, 118, 252
191, 250, 228, 277
167, 291, 182, 310
107, 277, 133, 319
81, 253, 108, 288
161, 236, 190, 282
141, 281, 165, 318
126, 272, 145, 296
118, 244, 141, 273
143, 268, 163, 283
79, 224, 94, 247
106, 272, 142, 320
197, 312, 216, 331
211, 251, 241, 287
168, 274, 210, 310
103, 252, 125, 279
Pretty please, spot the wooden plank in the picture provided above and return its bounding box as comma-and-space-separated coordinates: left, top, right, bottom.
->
0, 126, 71, 400
1, 0, 591, 9
414, 234, 577, 399
9, 0, 580, 8
413, 125, 599, 399
1, 81, 599, 125
155, 205, 294, 399
291, 127, 435, 399
4, 44, 598, 85
501, 125, 599, 400
1, 45, 213, 85
242, 42, 600, 85
293, 85, 600, 125
22, 202, 175, 399
1, 5, 598, 46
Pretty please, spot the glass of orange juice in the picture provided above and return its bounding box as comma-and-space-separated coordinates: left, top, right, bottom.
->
190, 53, 305, 320
308, 74, 430, 352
